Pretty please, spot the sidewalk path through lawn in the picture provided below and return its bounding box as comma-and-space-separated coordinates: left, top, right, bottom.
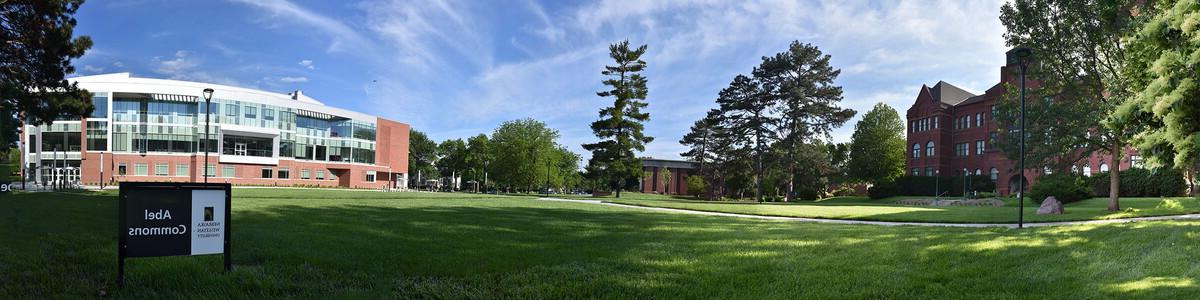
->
538, 197, 1200, 228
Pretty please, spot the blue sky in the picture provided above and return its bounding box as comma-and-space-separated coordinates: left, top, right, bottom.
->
73, 0, 1008, 161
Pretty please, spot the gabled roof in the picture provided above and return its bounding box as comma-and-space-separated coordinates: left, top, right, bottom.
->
928, 81, 977, 105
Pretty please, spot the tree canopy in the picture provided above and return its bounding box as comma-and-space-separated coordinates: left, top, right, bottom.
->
847, 103, 906, 185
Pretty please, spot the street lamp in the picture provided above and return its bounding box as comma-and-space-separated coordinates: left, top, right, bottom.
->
202, 88, 214, 183
1014, 47, 1032, 228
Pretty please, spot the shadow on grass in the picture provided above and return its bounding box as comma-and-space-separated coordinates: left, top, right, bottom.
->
2, 192, 1198, 298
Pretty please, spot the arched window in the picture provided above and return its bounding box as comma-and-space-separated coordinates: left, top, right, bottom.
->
989, 168, 999, 181
975, 169, 982, 176
1071, 165, 1079, 174
912, 143, 921, 158
1083, 164, 1092, 177
1100, 163, 1110, 172
926, 141, 935, 157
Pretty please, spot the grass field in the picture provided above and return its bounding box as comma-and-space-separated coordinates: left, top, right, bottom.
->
3, 189, 1199, 298
580, 193, 1200, 223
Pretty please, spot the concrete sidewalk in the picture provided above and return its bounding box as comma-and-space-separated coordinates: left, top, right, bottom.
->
538, 197, 1200, 228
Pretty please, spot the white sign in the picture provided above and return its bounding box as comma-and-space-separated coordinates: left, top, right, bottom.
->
190, 189, 226, 255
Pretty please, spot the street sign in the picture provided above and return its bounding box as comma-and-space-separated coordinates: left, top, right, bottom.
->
117, 182, 231, 285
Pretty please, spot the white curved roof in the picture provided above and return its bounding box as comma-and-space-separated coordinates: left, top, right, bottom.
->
68, 72, 377, 123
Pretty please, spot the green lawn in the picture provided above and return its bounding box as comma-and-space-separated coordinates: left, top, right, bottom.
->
588, 193, 1200, 223
3, 189, 1199, 298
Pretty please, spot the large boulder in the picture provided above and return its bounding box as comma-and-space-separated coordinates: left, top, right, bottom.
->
1036, 196, 1064, 215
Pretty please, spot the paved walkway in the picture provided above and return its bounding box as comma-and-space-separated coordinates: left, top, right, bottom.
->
538, 197, 1200, 228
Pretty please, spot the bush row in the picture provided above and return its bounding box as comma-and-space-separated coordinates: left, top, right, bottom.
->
869, 175, 996, 199
1088, 168, 1186, 198
1029, 174, 1091, 204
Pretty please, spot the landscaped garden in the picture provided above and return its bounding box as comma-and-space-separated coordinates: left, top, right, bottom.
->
3, 188, 1199, 298
581, 192, 1200, 223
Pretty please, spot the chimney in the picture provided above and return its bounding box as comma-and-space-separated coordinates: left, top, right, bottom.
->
290, 90, 304, 100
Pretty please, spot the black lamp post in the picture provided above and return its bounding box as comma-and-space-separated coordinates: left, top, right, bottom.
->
202, 88, 214, 183
1014, 47, 1032, 228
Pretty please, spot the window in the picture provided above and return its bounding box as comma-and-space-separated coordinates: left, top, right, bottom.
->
912, 143, 921, 158
1130, 155, 1143, 168
933, 116, 938, 129
912, 168, 919, 176
926, 141, 935, 157
925, 167, 935, 176
261, 168, 273, 179
300, 169, 311, 179
975, 169, 981, 176
316, 170, 325, 180
955, 143, 968, 157
91, 95, 109, 118
205, 164, 216, 177
135, 163, 148, 176
225, 104, 238, 117
1083, 164, 1092, 177
223, 166, 236, 178
976, 140, 985, 155
991, 105, 997, 118
990, 168, 999, 181
965, 115, 972, 128
1044, 166, 1053, 174
278, 168, 290, 179
155, 163, 168, 176
1100, 163, 1110, 172
1071, 165, 1080, 174
176, 164, 189, 177
976, 112, 983, 127
118, 163, 127, 176
263, 108, 275, 121
989, 132, 998, 145
245, 106, 257, 119
365, 171, 377, 182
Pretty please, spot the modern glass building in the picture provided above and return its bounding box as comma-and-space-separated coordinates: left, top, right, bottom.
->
20, 73, 410, 189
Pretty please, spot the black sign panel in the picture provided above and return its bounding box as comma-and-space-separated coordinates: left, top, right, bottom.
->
0, 181, 10, 193
117, 182, 231, 286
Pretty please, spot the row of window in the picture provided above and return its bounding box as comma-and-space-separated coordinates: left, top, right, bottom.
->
112, 163, 369, 181
911, 117, 937, 133
953, 112, 987, 130
912, 167, 1002, 181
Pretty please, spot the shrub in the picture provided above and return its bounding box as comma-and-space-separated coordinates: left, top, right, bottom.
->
685, 175, 707, 198
832, 186, 856, 197
868, 181, 900, 199
796, 188, 819, 201
1030, 174, 1091, 204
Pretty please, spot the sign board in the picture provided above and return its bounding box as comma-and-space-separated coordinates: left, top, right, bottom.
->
118, 182, 231, 285
0, 181, 10, 193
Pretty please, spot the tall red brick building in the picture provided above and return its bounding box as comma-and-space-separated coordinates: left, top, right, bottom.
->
905, 49, 1139, 195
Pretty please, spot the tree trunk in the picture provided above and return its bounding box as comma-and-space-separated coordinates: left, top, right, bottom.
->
1108, 140, 1121, 212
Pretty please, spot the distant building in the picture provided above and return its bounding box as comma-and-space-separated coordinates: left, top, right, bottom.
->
640, 158, 695, 195
20, 73, 410, 189
905, 49, 1138, 195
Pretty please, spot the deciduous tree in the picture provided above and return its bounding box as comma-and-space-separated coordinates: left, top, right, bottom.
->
847, 103, 906, 185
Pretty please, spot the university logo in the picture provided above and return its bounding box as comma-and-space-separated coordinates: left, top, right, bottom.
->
204, 206, 214, 221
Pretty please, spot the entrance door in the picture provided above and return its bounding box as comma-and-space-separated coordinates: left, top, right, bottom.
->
234, 143, 247, 156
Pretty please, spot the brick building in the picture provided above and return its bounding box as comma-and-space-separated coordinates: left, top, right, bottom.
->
640, 159, 695, 195
905, 49, 1138, 195
20, 73, 410, 189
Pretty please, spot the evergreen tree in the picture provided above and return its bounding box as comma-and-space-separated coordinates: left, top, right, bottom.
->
715, 74, 774, 203
754, 41, 855, 201
1, 0, 95, 128
582, 40, 653, 198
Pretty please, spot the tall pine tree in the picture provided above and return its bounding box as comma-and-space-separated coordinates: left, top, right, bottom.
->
583, 40, 653, 198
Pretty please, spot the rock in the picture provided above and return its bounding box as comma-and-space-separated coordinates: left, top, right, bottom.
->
1036, 196, 1064, 214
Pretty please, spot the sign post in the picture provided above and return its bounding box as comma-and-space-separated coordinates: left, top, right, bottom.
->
117, 182, 231, 286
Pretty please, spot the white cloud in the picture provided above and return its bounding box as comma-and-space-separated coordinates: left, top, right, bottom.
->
112, 61, 125, 68
229, 0, 376, 56
278, 76, 309, 83
298, 59, 314, 69
82, 65, 105, 73
152, 50, 241, 86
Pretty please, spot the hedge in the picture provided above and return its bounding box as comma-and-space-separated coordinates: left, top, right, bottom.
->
1089, 168, 1185, 197
868, 175, 996, 199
